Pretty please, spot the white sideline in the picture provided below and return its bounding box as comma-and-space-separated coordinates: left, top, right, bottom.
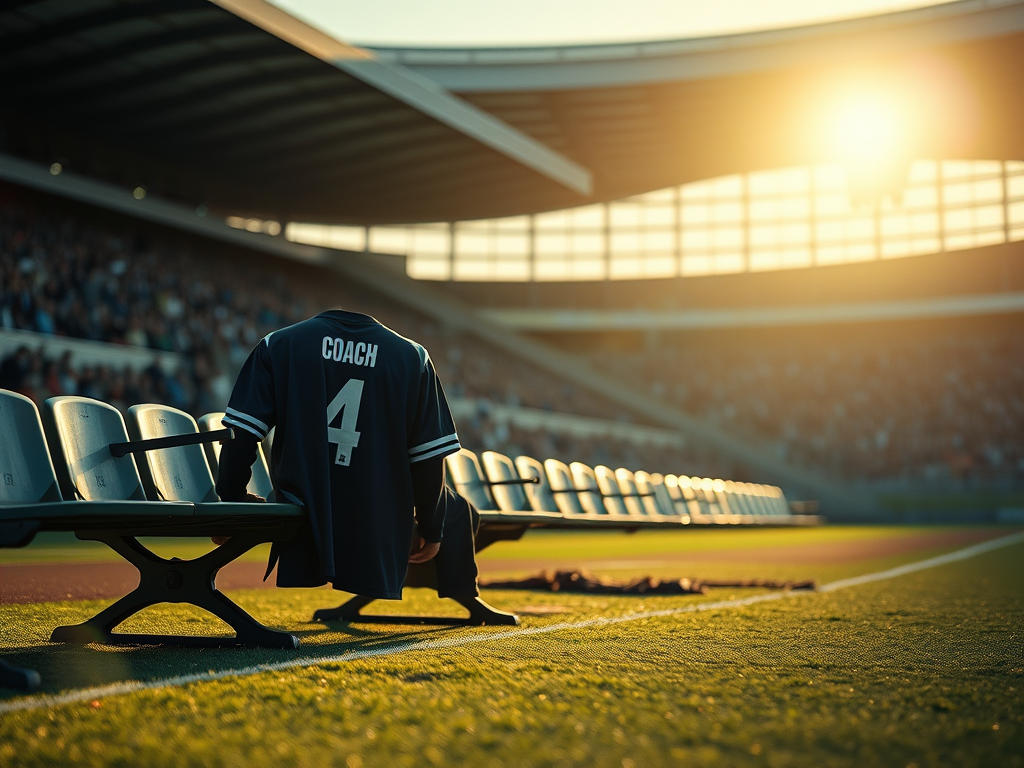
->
2, 530, 1022, 716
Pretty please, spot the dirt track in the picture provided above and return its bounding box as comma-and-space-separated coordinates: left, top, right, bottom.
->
0, 528, 1005, 604
475, 528, 1004, 574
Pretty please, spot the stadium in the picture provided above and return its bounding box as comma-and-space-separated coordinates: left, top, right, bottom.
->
0, 0, 1022, 765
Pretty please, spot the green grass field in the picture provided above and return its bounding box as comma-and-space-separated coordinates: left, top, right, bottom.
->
1, 526, 1022, 767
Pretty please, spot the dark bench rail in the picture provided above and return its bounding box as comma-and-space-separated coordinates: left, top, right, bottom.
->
108, 428, 233, 458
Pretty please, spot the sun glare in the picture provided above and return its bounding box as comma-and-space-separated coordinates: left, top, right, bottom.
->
830, 95, 904, 164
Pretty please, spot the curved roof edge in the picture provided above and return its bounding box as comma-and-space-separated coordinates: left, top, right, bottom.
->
210, 0, 591, 195
368, 0, 1024, 91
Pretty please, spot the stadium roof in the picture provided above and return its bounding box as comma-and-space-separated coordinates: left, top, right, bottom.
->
0, 0, 590, 224
2, 0, 1023, 224
378, 0, 1024, 208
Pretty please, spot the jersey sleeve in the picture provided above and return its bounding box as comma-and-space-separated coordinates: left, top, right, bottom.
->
222, 338, 275, 441
408, 351, 460, 464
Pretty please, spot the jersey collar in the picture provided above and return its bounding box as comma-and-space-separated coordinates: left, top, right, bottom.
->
319, 309, 379, 324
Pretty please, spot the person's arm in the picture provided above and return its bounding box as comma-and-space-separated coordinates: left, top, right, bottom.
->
406, 346, 460, 563
216, 433, 263, 502
211, 434, 265, 546
408, 457, 445, 563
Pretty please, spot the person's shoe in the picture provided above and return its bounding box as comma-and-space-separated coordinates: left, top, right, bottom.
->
455, 596, 520, 626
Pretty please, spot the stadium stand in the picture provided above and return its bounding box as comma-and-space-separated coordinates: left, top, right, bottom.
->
4, 190, 1022, 497
590, 328, 1024, 484
0, 194, 729, 477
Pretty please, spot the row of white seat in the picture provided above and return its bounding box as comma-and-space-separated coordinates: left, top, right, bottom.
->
0, 385, 814, 531
445, 448, 817, 527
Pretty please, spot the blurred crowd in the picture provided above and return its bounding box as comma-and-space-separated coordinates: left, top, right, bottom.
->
0, 203, 691, 474
4, 202, 1021, 483
594, 334, 1024, 483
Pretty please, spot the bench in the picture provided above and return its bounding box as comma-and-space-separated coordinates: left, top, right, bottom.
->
446, 449, 819, 530
0, 391, 304, 654
1, 389, 822, 688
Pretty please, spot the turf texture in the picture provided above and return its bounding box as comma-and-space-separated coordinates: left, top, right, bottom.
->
0, 526, 1022, 767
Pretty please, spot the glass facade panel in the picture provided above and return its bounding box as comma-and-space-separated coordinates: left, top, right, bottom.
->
609, 202, 643, 227
681, 204, 711, 225
1009, 201, 1024, 228
714, 253, 745, 273
409, 225, 450, 256
681, 254, 714, 275
287, 158, 1024, 282
367, 226, 409, 255
406, 257, 450, 281
572, 233, 604, 254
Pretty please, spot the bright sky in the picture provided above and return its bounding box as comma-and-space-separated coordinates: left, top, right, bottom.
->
269, 0, 957, 48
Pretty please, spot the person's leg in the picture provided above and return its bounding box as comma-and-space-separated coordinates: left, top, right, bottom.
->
433, 488, 517, 624
433, 487, 481, 599
326, 488, 517, 625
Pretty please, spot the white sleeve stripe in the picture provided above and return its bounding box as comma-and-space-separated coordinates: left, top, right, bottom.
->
226, 407, 269, 434
222, 416, 266, 440
409, 441, 462, 463
409, 437, 459, 460
409, 433, 460, 456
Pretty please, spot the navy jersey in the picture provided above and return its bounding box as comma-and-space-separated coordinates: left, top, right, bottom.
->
222, 310, 460, 599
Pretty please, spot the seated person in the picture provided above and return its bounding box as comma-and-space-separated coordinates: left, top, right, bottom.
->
217, 308, 513, 622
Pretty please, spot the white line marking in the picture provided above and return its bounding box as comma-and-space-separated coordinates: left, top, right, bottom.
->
2, 530, 1022, 716
818, 530, 1024, 592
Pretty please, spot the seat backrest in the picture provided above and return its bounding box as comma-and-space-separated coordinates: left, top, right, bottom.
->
700, 478, 725, 514
711, 479, 733, 515
594, 465, 629, 515
764, 485, 785, 515
481, 451, 532, 512
43, 396, 147, 501
127, 404, 218, 503
724, 480, 752, 515
676, 476, 707, 516
739, 482, 766, 515
749, 484, 771, 515
199, 412, 274, 499
614, 468, 651, 517
661, 474, 688, 515
634, 470, 675, 517
514, 455, 559, 513
570, 462, 608, 516
544, 459, 586, 515
0, 389, 63, 506
445, 449, 496, 511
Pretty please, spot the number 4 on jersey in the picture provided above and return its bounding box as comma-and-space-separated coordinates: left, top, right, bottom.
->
327, 379, 364, 466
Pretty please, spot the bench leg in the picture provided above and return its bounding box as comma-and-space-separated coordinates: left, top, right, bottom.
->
312, 594, 375, 622
312, 595, 518, 626
0, 659, 41, 692
50, 533, 298, 649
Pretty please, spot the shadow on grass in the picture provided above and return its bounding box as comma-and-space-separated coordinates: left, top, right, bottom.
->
0, 621, 458, 700
0, 586, 705, 700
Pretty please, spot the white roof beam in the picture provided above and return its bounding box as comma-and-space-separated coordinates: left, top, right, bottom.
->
209, 0, 592, 196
